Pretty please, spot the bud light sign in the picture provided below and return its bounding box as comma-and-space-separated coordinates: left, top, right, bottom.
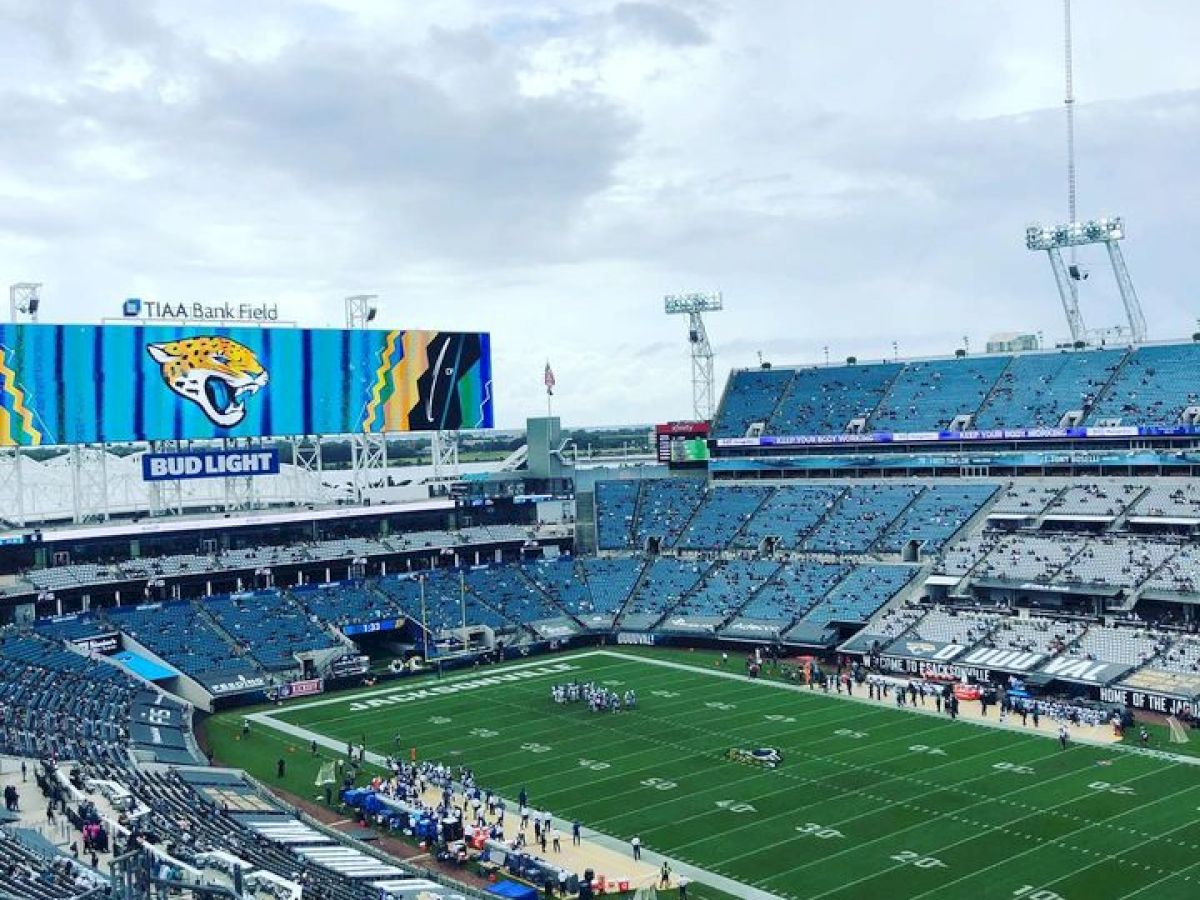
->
142, 449, 281, 482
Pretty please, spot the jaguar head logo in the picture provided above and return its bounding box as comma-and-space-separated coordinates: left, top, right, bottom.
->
147, 336, 268, 428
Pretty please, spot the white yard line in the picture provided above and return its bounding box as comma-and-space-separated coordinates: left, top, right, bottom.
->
247, 648, 1200, 900
595, 650, 1200, 768
252, 711, 788, 900
803, 764, 1194, 900
1117, 844, 1200, 899
905, 778, 1200, 900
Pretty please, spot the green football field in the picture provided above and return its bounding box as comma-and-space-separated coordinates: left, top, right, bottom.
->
219, 648, 1200, 900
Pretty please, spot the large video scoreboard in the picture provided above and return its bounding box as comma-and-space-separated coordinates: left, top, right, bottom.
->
655, 421, 711, 469
0, 323, 493, 446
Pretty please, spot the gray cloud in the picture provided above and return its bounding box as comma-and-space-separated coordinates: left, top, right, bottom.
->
613, 2, 709, 47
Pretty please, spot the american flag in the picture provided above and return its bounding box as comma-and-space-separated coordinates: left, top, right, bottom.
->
544, 361, 556, 396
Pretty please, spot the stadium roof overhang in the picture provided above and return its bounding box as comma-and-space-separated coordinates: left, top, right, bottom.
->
1038, 662, 1136, 687
35, 498, 454, 544
1022, 671, 1056, 687
1138, 589, 1200, 606
925, 575, 962, 587
971, 578, 1122, 598
1126, 516, 1200, 527
1040, 514, 1116, 523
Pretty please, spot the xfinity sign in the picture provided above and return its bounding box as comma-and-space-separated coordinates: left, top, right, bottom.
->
123, 298, 279, 323
142, 449, 280, 482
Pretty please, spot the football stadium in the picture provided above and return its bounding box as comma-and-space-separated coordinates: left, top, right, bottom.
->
2, 3, 1199, 900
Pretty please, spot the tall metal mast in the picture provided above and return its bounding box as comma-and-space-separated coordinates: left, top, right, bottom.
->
1058, 0, 1086, 340
1064, 0, 1077, 245
1026, 0, 1147, 344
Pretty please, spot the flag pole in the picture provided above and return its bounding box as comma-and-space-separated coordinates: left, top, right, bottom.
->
543, 361, 555, 480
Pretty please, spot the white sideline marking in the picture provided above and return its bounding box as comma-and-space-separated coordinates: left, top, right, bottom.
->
592, 650, 1200, 766
260, 650, 609, 716
246, 648, 1200, 899
247, 649, 787, 900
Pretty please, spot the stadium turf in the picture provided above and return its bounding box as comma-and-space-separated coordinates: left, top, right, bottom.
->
210, 649, 1200, 899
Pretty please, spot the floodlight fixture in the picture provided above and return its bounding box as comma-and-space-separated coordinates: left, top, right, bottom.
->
345, 294, 379, 330
1024, 216, 1145, 345
1025, 216, 1125, 251
9, 283, 42, 322
664, 291, 723, 315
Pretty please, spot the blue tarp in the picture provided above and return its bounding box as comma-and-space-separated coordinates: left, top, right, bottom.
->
112, 650, 180, 682
487, 882, 537, 900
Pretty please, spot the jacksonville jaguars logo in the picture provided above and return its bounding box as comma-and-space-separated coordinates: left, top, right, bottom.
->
147, 336, 268, 428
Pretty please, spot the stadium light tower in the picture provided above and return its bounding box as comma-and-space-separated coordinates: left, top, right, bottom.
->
1025, 1, 1147, 346
9, 283, 42, 323
1025, 217, 1146, 344
344, 294, 378, 329
664, 291, 723, 421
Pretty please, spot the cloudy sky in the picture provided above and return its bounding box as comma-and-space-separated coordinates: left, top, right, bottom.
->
1, 1, 1197, 428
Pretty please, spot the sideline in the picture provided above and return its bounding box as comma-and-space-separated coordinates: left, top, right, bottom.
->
598, 649, 1200, 765
247, 651, 788, 900
260, 650, 610, 716
246, 646, 1200, 900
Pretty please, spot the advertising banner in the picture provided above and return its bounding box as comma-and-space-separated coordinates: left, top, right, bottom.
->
714, 424, 1200, 449
141, 449, 281, 481
955, 647, 1045, 673
881, 656, 997, 682
1102, 668, 1200, 712
882, 646, 1046, 680
330, 654, 371, 678
0, 322, 493, 446
882, 639, 968, 662
711, 450, 1200, 474
616, 632, 657, 646
270, 678, 324, 700
71, 632, 120, 655
1100, 685, 1200, 716
202, 670, 269, 697
1036, 656, 1135, 685
722, 618, 790, 638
